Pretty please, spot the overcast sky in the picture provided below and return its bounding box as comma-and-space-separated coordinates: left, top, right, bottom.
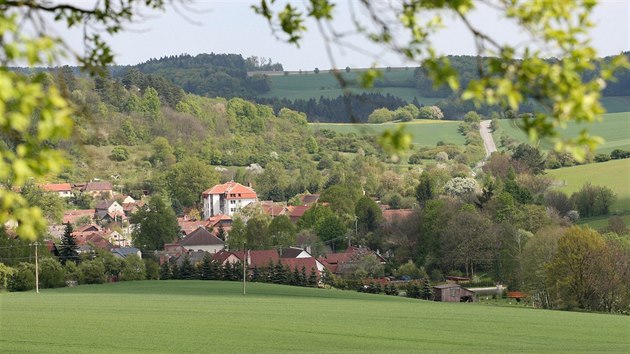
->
51, 0, 629, 70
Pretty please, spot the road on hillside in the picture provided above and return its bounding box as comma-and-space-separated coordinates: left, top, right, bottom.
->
480, 120, 497, 159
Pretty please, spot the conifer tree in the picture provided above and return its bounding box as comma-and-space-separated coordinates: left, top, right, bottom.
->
179, 254, 194, 280
251, 266, 261, 282
308, 268, 318, 287
59, 222, 79, 265
291, 267, 300, 286
421, 278, 433, 300
200, 253, 213, 280
300, 266, 308, 286
171, 262, 180, 280
159, 262, 172, 280
216, 224, 226, 241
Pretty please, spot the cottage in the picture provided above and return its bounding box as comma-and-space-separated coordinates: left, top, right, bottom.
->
111, 247, 142, 259
202, 181, 257, 219
179, 226, 225, 254
433, 283, 476, 302
83, 181, 114, 199
43, 183, 73, 198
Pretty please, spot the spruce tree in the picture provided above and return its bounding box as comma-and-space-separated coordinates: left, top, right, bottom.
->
200, 253, 213, 280
59, 222, 79, 265
291, 267, 300, 286
171, 262, 180, 279
251, 266, 261, 282
159, 262, 172, 280
308, 268, 318, 287
300, 266, 308, 286
216, 224, 226, 241
421, 278, 433, 300
179, 254, 194, 280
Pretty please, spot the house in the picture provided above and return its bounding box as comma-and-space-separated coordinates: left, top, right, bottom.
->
260, 201, 288, 217
95, 200, 124, 218
83, 181, 113, 199
432, 283, 476, 302
108, 230, 131, 247
178, 218, 211, 236
63, 209, 96, 224
174, 250, 209, 267
202, 181, 257, 219
212, 250, 242, 266
299, 194, 320, 205
43, 183, 73, 198
280, 246, 312, 259
318, 247, 386, 276
285, 205, 311, 223
179, 226, 225, 254
112, 247, 142, 259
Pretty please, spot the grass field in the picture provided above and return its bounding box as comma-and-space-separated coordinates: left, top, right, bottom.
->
311, 120, 465, 146
1, 281, 629, 353
497, 112, 630, 154
261, 69, 441, 104
546, 158, 630, 214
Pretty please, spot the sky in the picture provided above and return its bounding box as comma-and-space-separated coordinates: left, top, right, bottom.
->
50, 0, 630, 71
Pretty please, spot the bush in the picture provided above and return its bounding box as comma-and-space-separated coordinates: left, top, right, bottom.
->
145, 259, 159, 280
64, 261, 79, 282
79, 259, 106, 284
9, 262, 35, 292
121, 255, 146, 281
0, 263, 15, 291
39, 257, 66, 288
110, 146, 129, 161
594, 153, 610, 162
610, 149, 630, 160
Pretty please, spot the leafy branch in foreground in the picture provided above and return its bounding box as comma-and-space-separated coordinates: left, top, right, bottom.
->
254, 0, 629, 159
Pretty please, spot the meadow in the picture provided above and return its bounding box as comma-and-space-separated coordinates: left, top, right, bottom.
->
1, 281, 629, 353
311, 120, 465, 147
546, 158, 630, 214
496, 112, 630, 154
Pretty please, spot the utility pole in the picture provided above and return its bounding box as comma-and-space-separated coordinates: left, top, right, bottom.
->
33, 241, 40, 294
242, 249, 248, 295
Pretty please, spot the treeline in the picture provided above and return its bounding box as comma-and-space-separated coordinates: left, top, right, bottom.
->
256, 93, 408, 123
110, 53, 272, 98
412, 52, 630, 98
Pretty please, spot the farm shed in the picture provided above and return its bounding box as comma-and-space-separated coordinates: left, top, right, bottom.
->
433, 283, 476, 302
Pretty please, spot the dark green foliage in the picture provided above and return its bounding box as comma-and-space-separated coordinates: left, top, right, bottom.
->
251, 266, 262, 282
39, 257, 66, 288
59, 223, 79, 265
384, 284, 399, 296
300, 266, 308, 287
512, 144, 546, 175
159, 262, 171, 280
130, 195, 179, 251
610, 149, 630, 160
504, 178, 533, 204
570, 183, 616, 217
355, 196, 383, 234
406, 283, 421, 299
109, 146, 129, 161
308, 267, 318, 287
179, 254, 195, 280
200, 253, 213, 280
144, 259, 159, 280
78, 260, 106, 284
415, 172, 434, 205
8, 262, 35, 292
171, 263, 180, 280
421, 278, 433, 300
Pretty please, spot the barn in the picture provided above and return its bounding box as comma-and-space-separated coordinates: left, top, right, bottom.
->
433, 283, 476, 302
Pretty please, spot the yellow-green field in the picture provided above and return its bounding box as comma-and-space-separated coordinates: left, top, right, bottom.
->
547, 158, 630, 214
1, 281, 629, 353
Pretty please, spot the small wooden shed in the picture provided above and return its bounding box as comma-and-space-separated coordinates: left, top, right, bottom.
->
433, 283, 476, 302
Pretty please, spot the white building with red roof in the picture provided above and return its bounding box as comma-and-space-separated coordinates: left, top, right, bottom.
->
43, 183, 73, 198
202, 181, 257, 219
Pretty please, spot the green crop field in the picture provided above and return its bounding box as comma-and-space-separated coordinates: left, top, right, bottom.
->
2, 281, 629, 353
497, 112, 630, 154
547, 158, 630, 214
311, 120, 465, 147
261, 69, 441, 104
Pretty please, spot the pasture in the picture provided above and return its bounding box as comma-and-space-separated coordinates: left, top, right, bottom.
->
546, 158, 630, 214
496, 112, 630, 154
1, 281, 629, 353
311, 120, 465, 146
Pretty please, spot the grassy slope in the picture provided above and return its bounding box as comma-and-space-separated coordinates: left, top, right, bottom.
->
261, 69, 441, 104
2, 281, 629, 353
546, 158, 630, 214
496, 112, 630, 154
311, 120, 465, 147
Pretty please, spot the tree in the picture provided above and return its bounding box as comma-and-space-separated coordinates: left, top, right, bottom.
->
110, 146, 130, 161
367, 108, 394, 124
78, 260, 106, 284
39, 257, 66, 289
166, 157, 219, 208
443, 177, 478, 198
150, 137, 176, 168
159, 262, 172, 280
255, 0, 628, 159
8, 263, 35, 292
511, 144, 546, 175
121, 255, 146, 281
21, 182, 65, 224
570, 183, 616, 217
355, 196, 382, 234
415, 172, 434, 206
130, 195, 180, 252
59, 223, 79, 265
179, 254, 195, 280
226, 217, 247, 251
268, 215, 297, 248
418, 106, 444, 120
0, 1, 173, 240
315, 215, 347, 251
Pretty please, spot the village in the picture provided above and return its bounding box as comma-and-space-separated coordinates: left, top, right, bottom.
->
33, 179, 502, 302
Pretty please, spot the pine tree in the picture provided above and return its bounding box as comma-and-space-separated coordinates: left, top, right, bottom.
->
179, 254, 194, 280
200, 253, 213, 280
421, 278, 433, 300
308, 268, 318, 287
300, 266, 308, 287
291, 267, 300, 286
171, 262, 180, 279
159, 262, 171, 280
273, 262, 285, 284
59, 222, 79, 265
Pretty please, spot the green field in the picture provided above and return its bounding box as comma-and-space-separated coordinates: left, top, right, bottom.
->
547, 158, 630, 214
497, 112, 630, 154
311, 120, 465, 146
1, 281, 629, 353
261, 69, 441, 104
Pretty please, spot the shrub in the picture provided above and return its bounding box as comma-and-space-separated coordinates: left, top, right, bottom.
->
110, 146, 129, 161
79, 259, 106, 284
0, 263, 15, 291
121, 255, 146, 281
9, 262, 35, 292
39, 257, 66, 288
145, 259, 159, 280
594, 153, 610, 162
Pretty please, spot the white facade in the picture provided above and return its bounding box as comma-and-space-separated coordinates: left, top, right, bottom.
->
181, 244, 224, 254
202, 182, 257, 219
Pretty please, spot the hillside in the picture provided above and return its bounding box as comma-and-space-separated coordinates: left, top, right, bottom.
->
2, 281, 628, 353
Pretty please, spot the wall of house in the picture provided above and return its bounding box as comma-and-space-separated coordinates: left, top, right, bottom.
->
182, 244, 224, 254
